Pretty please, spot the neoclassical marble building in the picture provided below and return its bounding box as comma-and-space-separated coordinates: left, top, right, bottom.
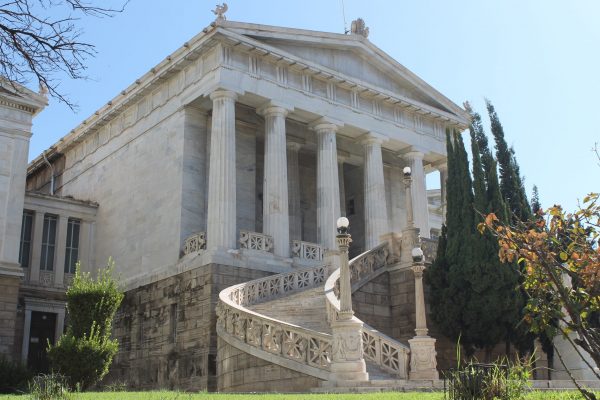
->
0, 14, 480, 391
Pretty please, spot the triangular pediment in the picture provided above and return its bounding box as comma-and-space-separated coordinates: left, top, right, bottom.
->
220, 21, 468, 121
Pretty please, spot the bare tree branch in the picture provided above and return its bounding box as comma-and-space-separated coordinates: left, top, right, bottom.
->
0, 0, 128, 110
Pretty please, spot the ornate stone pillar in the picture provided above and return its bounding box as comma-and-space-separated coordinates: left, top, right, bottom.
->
408, 248, 438, 380
287, 141, 302, 241
437, 162, 448, 222
258, 103, 291, 257
404, 151, 430, 238
206, 90, 238, 251
310, 118, 341, 250
329, 219, 368, 384
362, 133, 388, 249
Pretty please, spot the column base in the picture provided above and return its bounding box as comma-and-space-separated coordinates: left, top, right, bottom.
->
408, 336, 439, 380
0, 261, 24, 277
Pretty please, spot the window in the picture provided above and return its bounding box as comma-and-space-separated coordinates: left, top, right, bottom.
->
19, 211, 34, 268
64, 218, 81, 274
40, 214, 57, 271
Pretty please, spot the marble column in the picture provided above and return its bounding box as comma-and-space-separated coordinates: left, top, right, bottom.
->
259, 103, 290, 257
362, 134, 389, 249
337, 152, 349, 217
206, 90, 238, 251
437, 162, 448, 222
310, 119, 341, 250
404, 151, 430, 238
287, 141, 302, 241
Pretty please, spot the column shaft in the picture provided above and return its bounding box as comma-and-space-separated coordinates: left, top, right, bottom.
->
338, 159, 346, 217
314, 124, 340, 250
405, 152, 430, 238
261, 106, 290, 257
54, 215, 68, 285
363, 137, 388, 249
438, 164, 448, 222
206, 90, 238, 251
287, 142, 302, 241
29, 211, 45, 282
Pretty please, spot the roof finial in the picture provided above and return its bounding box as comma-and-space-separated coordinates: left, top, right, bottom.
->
39, 81, 48, 98
212, 3, 228, 22
350, 18, 369, 38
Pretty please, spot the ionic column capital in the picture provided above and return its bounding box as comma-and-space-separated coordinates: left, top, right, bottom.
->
308, 116, 343, 133
209, 89, 238, 102
432, 160, 448, 172
403, 150, 425, 161
359, 131, 387, 146
286, 140, 304, 152
257, 100, 292, 118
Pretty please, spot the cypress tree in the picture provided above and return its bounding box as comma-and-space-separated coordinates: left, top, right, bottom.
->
531, 185, 541, 215
486, 99, 532, 222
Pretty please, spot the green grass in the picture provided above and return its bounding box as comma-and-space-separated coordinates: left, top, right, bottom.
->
0, 391, 592, 400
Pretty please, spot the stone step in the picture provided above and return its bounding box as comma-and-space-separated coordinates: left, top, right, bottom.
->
248, 286, 331, 334
247, 284, 411, 383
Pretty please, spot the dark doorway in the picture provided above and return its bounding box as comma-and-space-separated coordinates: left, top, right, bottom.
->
27, 311, 56, 373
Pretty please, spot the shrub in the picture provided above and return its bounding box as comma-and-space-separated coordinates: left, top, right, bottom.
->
28, 373, 70, 400
0, 356, 32, 394
47, 324, 118, 390
47, 259, 123, 390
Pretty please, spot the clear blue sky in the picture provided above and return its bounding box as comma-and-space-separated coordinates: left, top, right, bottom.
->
29, 1, 599, 213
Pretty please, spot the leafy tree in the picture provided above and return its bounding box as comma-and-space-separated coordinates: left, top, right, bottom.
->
0, 0, 127, 108
482, 193, 600, 400
486, 99, 532, 222
47, 260, 123, 390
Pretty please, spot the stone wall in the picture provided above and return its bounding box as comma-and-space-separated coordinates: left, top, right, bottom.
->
352, 272, 392, 337
0, 275, 20, 360
389, 267, 416, 344
217, 337, 323, 392
107, 263, 271, 391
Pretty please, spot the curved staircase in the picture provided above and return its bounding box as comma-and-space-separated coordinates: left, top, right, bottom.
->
216, 241, 441, 392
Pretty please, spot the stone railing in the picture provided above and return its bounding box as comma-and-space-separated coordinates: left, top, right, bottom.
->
239, 230, 273, 253
421, 237, 438, 263
183, 232, 206, 255
291, 240, 323, 261
324, 243, 410, 378
349, 242, 389, 286
217, 264, 331, 379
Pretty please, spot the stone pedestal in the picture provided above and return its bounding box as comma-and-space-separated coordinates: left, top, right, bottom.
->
408, 336, 439, 380
329, 318, 369, 383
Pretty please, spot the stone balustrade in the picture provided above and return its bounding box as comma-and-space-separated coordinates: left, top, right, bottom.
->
420, 237, 438, 263
217, 264, 331, 378
239, 230, 274, 253
324, 242, 410, 378
21, 268, 73, 289
291, 240, 324, 261
183, 231, 207, 255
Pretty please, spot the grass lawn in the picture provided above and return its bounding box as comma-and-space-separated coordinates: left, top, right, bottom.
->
0, 391, 591, 400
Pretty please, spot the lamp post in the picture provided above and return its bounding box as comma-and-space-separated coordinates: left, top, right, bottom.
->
408, 246, 439, 380
328, 217, 368, 385
336, 217, 353, 319
403, 166, 414, 228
